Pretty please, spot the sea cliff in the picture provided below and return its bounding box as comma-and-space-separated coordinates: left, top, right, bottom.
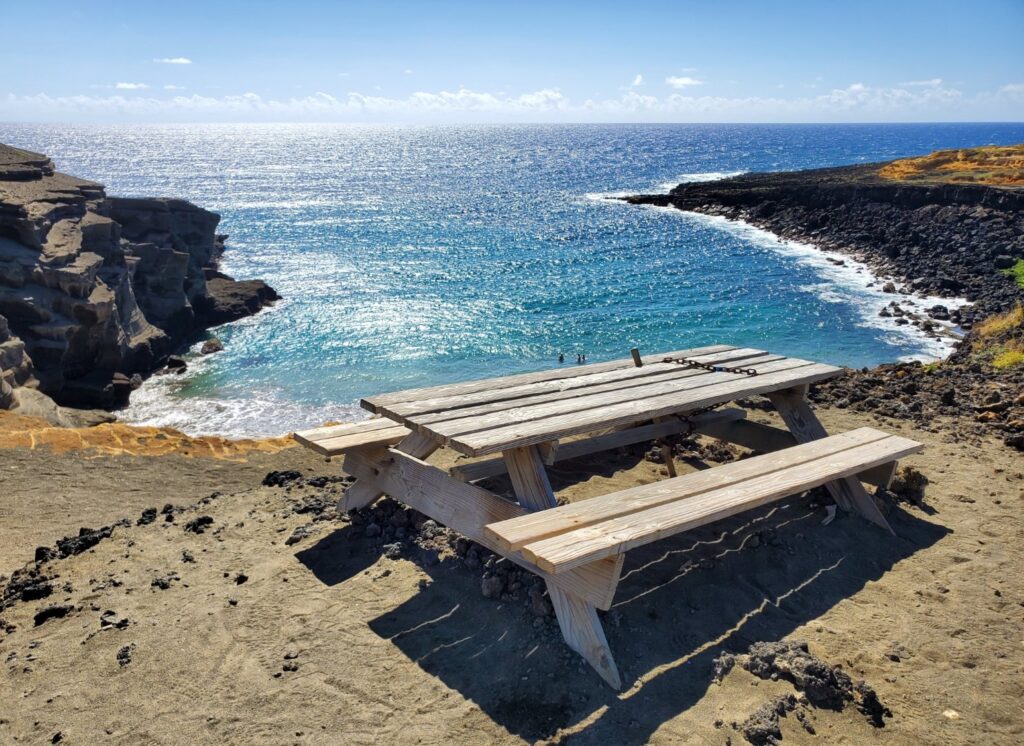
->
0, 143, 278, 413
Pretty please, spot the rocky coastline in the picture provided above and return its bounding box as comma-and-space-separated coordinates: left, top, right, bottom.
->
624, 162, 1023, 326
625, 151, 1024, 451
0, 143, 278, 416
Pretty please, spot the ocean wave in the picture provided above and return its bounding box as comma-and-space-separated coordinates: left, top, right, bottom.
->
119, 341, 367, 439
653, 208, 970, 361
585, 170, 747, 202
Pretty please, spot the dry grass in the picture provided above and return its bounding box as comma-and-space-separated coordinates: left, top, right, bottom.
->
879, 144, 1024, 186
0, 410, 297, 460
977, 303, 1024, 338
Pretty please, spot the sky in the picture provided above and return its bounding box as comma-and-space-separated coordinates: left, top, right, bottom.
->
2, 0, 1023, 123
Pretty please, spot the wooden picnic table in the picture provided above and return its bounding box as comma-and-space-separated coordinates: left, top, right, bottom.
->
294, 345, 922, 688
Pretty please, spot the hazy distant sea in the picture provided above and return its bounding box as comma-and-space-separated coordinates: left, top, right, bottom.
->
2, 122, 1023, 436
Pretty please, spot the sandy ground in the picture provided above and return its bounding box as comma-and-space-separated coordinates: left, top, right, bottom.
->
1, 407, 1022, 745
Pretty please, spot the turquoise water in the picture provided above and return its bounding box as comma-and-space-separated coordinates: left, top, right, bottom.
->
2, 122, 1022, 436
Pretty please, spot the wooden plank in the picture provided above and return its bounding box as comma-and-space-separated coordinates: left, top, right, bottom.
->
295, 424, 411, 456
381, 350, 784, 422
400, 354, 785, 432
450, 409, 746, 483
339, 431, 439, 511
342, 448, 622, 610
694, 418, 896, 488
485, 427, 895, 553
518, 433, 923, 574
361, 344, 736, 412
295, 417, 404, 442
502, 445, 622, 690
768, 387, 895, 534
448, 362, 842, 456
424, 356, 814, 443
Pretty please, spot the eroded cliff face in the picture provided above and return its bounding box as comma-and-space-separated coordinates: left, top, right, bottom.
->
0, 144, 277, 409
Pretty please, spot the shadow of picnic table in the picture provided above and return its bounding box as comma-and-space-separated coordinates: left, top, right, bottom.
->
297, 489, 947, 743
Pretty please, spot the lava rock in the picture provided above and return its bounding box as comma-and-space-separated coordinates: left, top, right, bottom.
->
34, 603, 74, 626
200, 336, 224, 354
262, 470, 303, 488
184, 516, 214, 534
56, 526, 112, 558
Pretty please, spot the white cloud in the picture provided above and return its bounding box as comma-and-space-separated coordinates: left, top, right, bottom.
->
2, 80, 1020, 123
900, 78, 943, 87
164, 84, 186, 90
115, 82, 149, 90
666, 75, 703, 88
154, 57, 192, 65
337, 72, 351, 78
631, 74, 644, 87
404, 68, 414, 74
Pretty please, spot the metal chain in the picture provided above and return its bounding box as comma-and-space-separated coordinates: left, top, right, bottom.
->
662, 356, 760, 377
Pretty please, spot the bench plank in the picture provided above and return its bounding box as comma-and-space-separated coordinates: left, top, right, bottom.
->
694, 418, 897, 488
485, 427, 893, 552
294, 419, 412, 456
513, 431, 921, 574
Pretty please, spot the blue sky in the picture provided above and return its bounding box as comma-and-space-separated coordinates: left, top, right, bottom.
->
3, 0, 1023, 123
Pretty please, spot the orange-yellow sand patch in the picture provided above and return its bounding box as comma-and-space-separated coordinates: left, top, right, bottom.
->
0, 410, 296, 460
879, 144, 1024, 186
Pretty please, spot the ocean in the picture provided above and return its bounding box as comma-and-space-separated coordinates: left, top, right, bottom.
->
2, 122, 1023, 437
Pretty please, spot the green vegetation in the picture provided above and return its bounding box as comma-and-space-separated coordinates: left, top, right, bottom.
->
1001, 259, 1024, 289
973, 304, 1024, 370
992, 345, 1024, 370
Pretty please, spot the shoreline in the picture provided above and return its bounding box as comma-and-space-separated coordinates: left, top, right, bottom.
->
589, 175, 970, 362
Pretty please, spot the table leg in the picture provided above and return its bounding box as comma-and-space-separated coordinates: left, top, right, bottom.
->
503, 445, 623, 689
767, 386, 894, 535
338, 431, 439, 511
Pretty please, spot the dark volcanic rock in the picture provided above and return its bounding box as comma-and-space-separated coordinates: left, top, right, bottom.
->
56, 526, 113, 558
2, 566, 53, 609
624, 163, 1024, 317
0, 142, 278, 411
183, 515, 214, 534
263, 470, 303, 487
197, 277, 280, 326
33, 603, 74, 626
742, 640, 891, 727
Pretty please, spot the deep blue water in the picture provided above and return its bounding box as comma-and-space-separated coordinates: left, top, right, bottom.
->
2, 122, 1022, 436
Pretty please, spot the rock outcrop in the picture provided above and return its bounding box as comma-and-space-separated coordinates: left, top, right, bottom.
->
623, 161, 1024, 326
0, 143, 278, 410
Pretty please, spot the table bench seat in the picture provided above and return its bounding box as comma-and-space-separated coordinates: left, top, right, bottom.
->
293, 419, 411, 456
485, 427, 922, 575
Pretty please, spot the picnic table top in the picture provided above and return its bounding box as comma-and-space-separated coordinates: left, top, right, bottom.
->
361, 344, 843, 457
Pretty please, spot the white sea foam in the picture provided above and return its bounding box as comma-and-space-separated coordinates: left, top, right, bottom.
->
656, 170, 745, 191
585, 170, 746, 203
119, 331, 367, 439
651, 207, 971, 361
